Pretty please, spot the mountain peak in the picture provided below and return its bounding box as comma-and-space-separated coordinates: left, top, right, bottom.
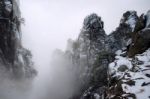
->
83, 13, 104, 32
120, 11, 138, 31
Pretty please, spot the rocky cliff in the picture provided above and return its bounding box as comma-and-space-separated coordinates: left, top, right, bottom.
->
0, 0, 36, 79
54, 10, 150, 99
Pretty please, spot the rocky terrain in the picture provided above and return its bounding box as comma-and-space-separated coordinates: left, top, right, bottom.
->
53, 10, 150, 99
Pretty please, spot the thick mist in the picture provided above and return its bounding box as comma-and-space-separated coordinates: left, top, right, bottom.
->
21, 0, 150, 99
0, 66, 33, 99
0, 0, 150, 99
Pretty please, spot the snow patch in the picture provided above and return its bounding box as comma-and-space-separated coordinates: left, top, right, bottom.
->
146, 10, 150, 28
94, 93, 100, 99
125, 15, 136, 32
4, 0, 12, 13
109, 49, 150, 99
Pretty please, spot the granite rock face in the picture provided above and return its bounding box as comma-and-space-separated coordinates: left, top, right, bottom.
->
71, 13, 107, 89
0, 0, 36, 79
57, 10, 150, 99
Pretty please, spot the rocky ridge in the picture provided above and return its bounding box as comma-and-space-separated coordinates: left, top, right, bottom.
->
55, 10, 150, 99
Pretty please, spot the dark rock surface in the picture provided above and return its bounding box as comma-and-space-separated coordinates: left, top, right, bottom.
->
61, 10, 150, 99
0, 0, 36, 79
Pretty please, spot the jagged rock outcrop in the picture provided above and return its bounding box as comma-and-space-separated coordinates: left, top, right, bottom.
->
52, 13, 109, 98
70, 14, 108, 91
53, 10, 150, 99
83, 10, 150, 99
107, 11, 139, 53
0, 0, 36, 79
128, 11, 150, 57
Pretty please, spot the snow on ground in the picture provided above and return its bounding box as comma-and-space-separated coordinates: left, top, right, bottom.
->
109, 49, 150, 99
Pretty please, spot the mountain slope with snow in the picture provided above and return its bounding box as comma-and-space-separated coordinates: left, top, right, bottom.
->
54, 10, 150, 99
108, 49, 150, 99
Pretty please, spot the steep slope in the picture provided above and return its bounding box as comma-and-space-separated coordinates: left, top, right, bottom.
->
81, 10, 150, 99
0, 0, 36, 79
0, 1, 37, 98
106, 10, 150, 99
53, 10, 150, 99
66, 14, 110, 97
0, 1, 37, 99
108, 49, 150, 99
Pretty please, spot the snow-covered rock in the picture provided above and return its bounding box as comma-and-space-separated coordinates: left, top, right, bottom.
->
146, 10, 150, 28
108, 49, 150, 99
54, 10, 150, 99
4, 0, 12, 13
120, 11, 138, 32
83, 13, 104, 31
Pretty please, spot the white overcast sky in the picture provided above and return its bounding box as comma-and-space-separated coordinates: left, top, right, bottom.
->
20, 0, 150, 73
20, 0, 150, 51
